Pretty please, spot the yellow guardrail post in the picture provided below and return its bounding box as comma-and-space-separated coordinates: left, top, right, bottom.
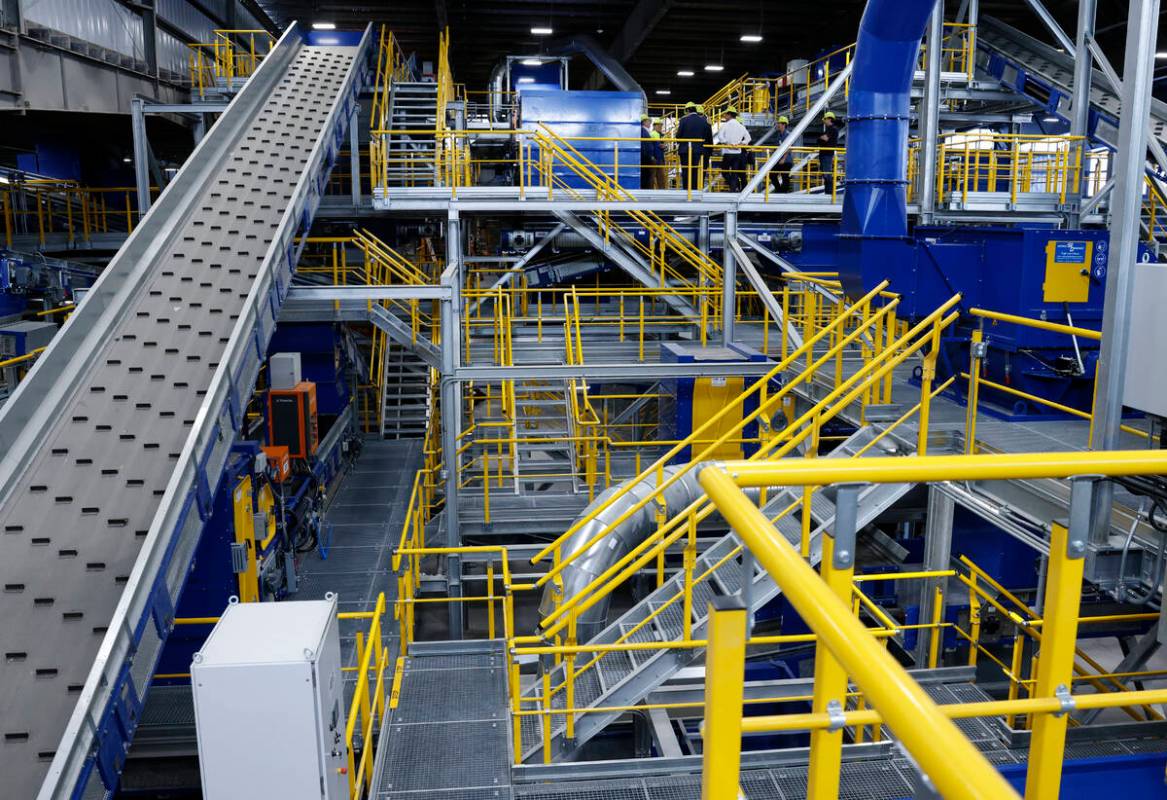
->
806, 483, 861, 799
1025, 479, 1092, 800
700, 596, 747, 800
965, 326, 984, 454
928, 585, 944, 669
699, 465, 1021, 800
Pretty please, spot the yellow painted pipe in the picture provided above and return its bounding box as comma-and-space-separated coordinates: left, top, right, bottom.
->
700, 466, 1020, 800
970, 307, 1101, 340
721, 449, 1167, 487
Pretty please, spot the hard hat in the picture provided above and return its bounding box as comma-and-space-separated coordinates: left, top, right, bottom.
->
696, 104, 705, 114
652, 117, 662, 125
685, 101, 697, 109
725, 106, 738, 115
823, 111, 837, 120
641, 115, 651, 122
778, 115, 789, 124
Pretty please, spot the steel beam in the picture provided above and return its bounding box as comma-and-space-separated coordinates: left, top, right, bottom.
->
369, 305, 441, 368
1069, 0, 1098, 225
349, 106, 361, 208
131, 97, 151, 215
452, 361, 774, 382
467, 222, 565, 316
442, 209, 464, 636
915, 486, 954, 664
722, 210, 737, 345
1021, 0, 1075, 52
1090, 0, 1161, 542
918, 4, 944, 223
286, 285, 452, 301
584, 0, 674, 91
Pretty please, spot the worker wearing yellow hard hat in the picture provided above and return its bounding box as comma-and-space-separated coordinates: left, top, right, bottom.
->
676, 100, 713, 190
819, 110, 841, 193
715, 105, 750, 191
772, 114, 793, 193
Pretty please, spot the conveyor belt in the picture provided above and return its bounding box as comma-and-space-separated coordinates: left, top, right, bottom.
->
0, 25, 368, 799
977, 16, 1167, 151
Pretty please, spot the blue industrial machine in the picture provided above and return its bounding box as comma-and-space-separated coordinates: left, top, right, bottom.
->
658, 341, 772, 462
521, 90, 643, 189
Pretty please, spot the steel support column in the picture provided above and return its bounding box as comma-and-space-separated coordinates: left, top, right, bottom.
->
131, 97, 151, 214
1090, 0, 1161, 543
915, 486, 954, 664
442, 209, 464, 636
918, 2, 944, 224
722, 210, 737, 345
1069, 0, 1097, 226
349, 106, 361, 207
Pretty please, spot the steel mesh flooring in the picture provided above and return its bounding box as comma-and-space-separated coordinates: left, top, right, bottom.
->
377, 645, 511, 796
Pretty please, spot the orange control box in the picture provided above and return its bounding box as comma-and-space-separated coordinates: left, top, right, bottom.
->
261, 445, 291, 482
267, 382, 318, 460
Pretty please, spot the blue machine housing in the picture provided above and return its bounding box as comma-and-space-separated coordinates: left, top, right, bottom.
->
658, 341, 773, 463
521, 90, 643, 190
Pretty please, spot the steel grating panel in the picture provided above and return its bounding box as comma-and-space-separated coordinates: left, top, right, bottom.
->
0, 42, 359, 796
379, 719, 510, 792
382, 789, 513, 800
393, 666, 507, 724
740, 770, 787, 800
515, 778, 648, 799
772, 760, 914, 800
403, 653, 503, 671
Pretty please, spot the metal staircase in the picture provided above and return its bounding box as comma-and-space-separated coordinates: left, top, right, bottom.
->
518, 426, 914, 763
384, 82, 439, 186
379, 339, 431, 439
512, 380, 579, 493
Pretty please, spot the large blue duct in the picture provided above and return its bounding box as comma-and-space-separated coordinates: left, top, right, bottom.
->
838, 0, 938, 297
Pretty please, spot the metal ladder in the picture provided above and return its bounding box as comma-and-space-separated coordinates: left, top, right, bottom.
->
517, 426, 915, 763
379, 339, 431, 439
384, 82, 439, 186
512, 379, 580, 494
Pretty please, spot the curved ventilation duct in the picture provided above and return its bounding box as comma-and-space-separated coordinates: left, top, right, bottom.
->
545, 34, 647, 109
838, 0, 938, 297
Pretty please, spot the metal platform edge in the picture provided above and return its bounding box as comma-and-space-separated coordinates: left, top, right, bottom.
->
31, 22, 373, 800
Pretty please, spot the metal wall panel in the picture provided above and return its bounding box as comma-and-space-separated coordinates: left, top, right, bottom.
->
157, 0, 217, 44
22, 0, 144, 58
157, 29, 189, 78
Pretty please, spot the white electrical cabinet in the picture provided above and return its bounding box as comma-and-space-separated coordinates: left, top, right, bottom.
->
191, 595, 349, 799
1124, 261, 1167, 418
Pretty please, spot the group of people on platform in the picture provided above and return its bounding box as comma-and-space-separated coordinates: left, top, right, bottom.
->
639, 103, 841, 194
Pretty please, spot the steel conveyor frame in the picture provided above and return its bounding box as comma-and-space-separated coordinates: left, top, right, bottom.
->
0, 22, 371, 799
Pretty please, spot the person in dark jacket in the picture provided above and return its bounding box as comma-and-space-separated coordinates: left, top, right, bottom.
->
818, 110, 840, 195
650, 119, 666, 189
639, 115, 655, 189
676, 102, 713, 190
770, 115, 793, 193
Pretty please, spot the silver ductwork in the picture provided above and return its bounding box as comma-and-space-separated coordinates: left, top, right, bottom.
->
545, 34, 647, 109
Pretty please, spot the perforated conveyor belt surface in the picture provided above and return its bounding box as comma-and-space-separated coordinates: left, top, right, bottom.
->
0, 44, 356, 797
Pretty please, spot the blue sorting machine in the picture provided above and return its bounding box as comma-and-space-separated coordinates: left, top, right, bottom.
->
521, 90, 643, 189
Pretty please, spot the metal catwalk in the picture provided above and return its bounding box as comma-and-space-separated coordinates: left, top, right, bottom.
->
0, 26, 368, 798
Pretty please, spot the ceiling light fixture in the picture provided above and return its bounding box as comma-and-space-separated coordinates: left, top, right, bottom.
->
740, 34, 763, 43
521, 58, 544, 66
1158, 52, 1167, 59
705, 64, 724, 72
517, 77, 536, 84
1043, 115, 1060, 123
312, 21, 336, 30
677, 70, 694, 77
655, 89, 671, 95
531, 26, 553, 35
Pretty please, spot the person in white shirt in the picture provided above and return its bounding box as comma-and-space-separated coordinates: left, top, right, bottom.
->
715, 107, 751, 191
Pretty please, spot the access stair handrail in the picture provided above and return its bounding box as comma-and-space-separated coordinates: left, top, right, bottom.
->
530, 280, 890, 582
534, 291, 961, 643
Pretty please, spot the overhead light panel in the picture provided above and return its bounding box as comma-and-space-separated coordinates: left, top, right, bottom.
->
705, 64, 724, 72
517, 77, 535, 84
1043, 115, 1060, 123
312, 21, 336, 30
531, 26, 553, 35
1159, 52, 1167, 59
521, 58, 544, 66
740, 34, 763, 43
655, 89, 671, 95
677, 70, 694, 77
